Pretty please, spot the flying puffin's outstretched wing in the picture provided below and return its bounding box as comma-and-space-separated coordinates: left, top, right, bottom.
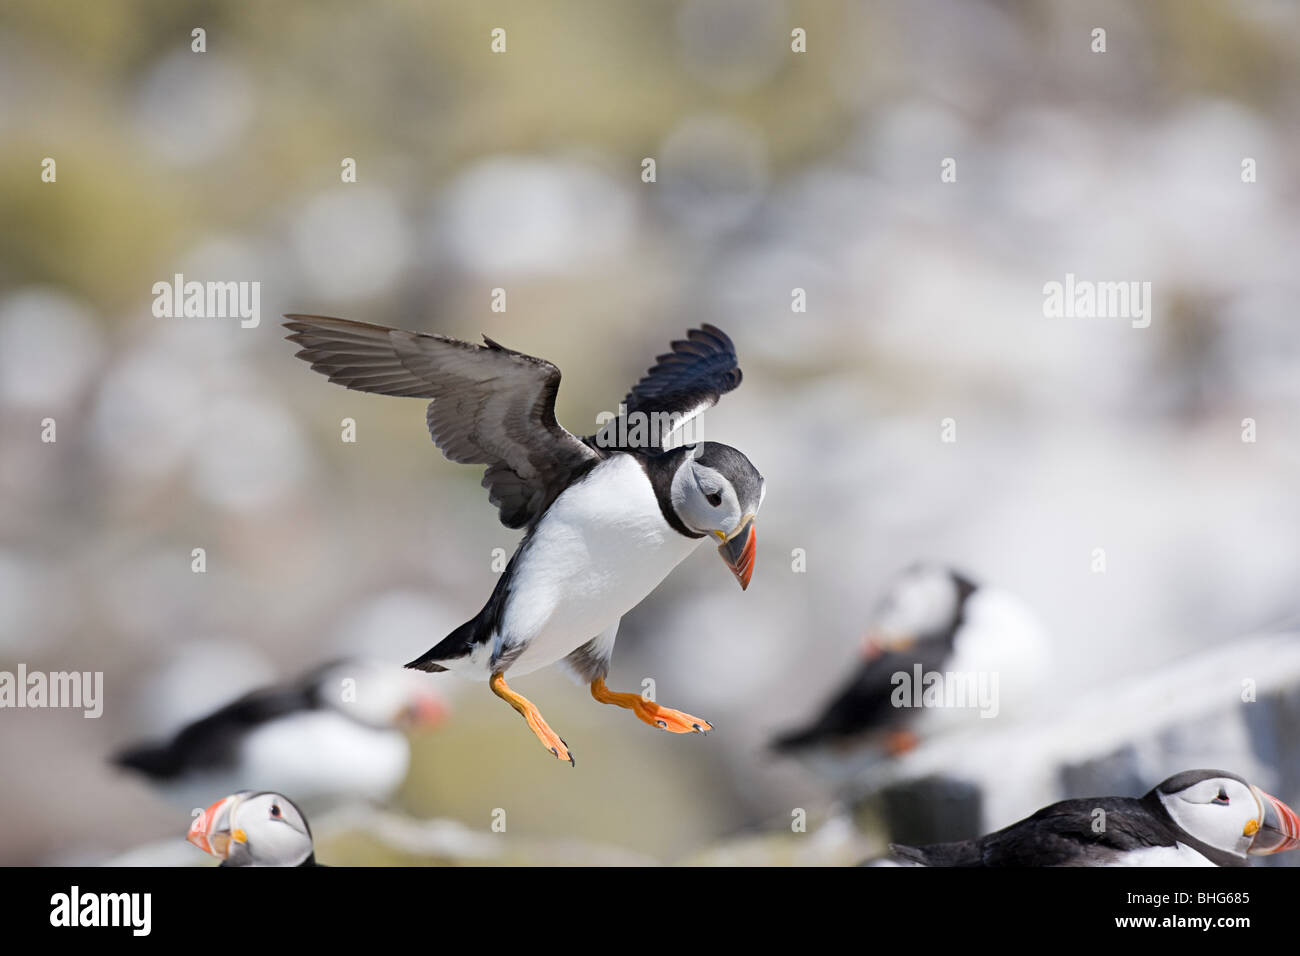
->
595, 324, 742, 449
284, 315, 600, 529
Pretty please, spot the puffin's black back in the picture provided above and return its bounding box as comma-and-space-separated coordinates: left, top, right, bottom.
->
890, 795, 1197, 867
112, 666, 336, 778
772, 568, 976, 752
771, 635, 955, 751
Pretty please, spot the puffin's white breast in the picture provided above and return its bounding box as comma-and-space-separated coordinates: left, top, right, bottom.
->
1102, 843, 1217, 866
496, 454, 702, 676
237, 710, 409, 804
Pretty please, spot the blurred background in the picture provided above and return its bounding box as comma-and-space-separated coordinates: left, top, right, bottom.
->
2, 0, 1299, 866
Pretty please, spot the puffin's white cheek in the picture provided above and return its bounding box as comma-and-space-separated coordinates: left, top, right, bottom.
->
675, 491, 724, 535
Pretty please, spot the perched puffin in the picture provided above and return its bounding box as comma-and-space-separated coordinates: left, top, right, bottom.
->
187, 790, 321, 867
772, 563, 1048, 755
890, 769, 1300, 867
285, 316, 764, 764
113, 659, 446, 811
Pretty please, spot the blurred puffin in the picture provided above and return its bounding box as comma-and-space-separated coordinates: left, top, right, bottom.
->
113, 659, 446, 812
188, 790, 320, 867
772, 564, 1048, 755
285, 316, 764, 765
890, 769, 1300, 867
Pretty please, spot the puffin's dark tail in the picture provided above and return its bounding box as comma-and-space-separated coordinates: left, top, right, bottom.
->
405, 618, 477, 673
888, 840, 982, 867
112, 741, 178, 779
769, 723, 825, 753
887, 843, 931, 866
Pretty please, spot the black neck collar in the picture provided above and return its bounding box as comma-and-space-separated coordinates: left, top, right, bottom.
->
1140, 790, 1247, 867
635, 448, 706, 540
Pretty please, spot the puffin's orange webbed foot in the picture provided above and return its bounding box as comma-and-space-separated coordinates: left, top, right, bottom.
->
590, 678, 712, 734
490, 672, 574, 765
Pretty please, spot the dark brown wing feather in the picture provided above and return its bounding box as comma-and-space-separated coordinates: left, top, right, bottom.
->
284, 315, 599, 528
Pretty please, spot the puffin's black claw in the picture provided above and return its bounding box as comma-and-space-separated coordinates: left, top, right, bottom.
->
657, 719, 667, 728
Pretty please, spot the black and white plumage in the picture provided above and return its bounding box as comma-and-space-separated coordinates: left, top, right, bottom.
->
772, 564, 1048, 755
889, 770, 1300, 867
113, 660, 446, 811
285, 316, 764, 764
187, 791, 321, 867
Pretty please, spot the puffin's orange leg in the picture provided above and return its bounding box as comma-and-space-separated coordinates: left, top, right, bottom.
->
490, 673, 573, 765
590, 678, 712, 734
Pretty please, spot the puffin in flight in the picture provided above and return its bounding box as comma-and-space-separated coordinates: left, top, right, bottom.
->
113, 659, 446, 812
889, 769, 1300, 866
772, 563, 1048, 756
188, 790, 321, 867
285, 316, 765, 764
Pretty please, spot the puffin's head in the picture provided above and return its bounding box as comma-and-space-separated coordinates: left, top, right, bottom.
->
316, 659, 448, 732
1153, 769, 1300, 860
188, 790, 314, 867
670, 442, 765, 590
865, 563, 977, 652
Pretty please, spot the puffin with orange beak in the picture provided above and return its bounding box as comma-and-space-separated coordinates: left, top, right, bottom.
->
285, 317, 763, 764
889, 769, 1300, 867
188, 791, 320, 867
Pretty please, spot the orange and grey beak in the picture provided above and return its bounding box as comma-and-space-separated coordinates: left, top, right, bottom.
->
718, 515, 756, 590
187, 794, 241, 859
403, 693, 449, 730
1248, 786, 1300, 855
861, 631, 918, 658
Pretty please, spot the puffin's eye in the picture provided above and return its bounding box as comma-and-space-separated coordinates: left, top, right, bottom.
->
705, 492, 722, 507
270, 804, 282, 818
1212, 788, 1229, 805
